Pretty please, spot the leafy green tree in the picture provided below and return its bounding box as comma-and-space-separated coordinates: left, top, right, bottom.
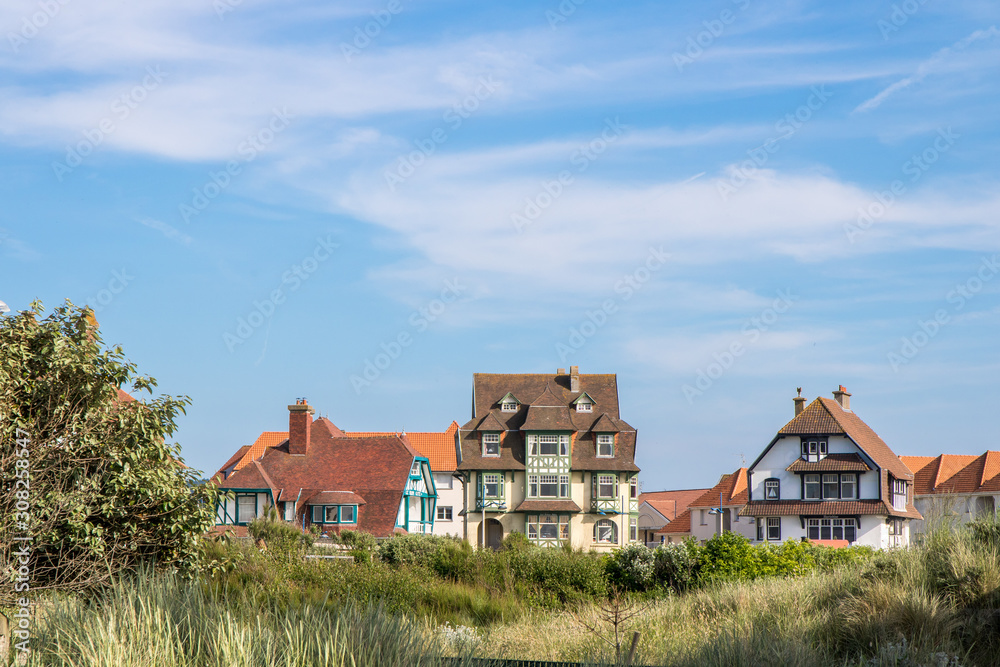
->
0, 301, 217, 605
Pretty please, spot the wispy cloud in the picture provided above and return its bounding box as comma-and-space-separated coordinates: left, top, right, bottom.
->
137, 217, 193, 245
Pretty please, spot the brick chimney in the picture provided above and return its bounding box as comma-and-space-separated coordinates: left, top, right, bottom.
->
288, 398, 315, 455
832, 385, 851, 410
557, 368, 566, 374
793, 387, 806, 416
569, 365, 580, 393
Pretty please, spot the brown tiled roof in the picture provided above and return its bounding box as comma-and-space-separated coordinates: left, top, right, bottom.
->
213, 446, 250, 483
304, 491, 366, 505
475, 413, 507, 432
512, 499, 583, 513
590, 414, 621, 433
657, 508, 692, 534
786, 453, 871, 472
115, 387, 135, 403
778, 398, 912, 480
639, 488, 710, 522
345, 421, 459, 472
901, 452, 1000, 495
218, 416, 420, 537
689, 468, 748, 508
740, 499, 921, 519
458, 370, 638, 473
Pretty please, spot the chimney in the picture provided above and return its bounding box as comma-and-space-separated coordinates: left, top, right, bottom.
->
557, 368, 566, 375
832, 385, 851, 410
288, 398, 315, 455
569, 365, 580, 393
793, 387, 806, 416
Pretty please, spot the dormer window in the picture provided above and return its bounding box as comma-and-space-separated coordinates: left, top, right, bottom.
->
498, 393, 520, 412
892, 478, 907, 511
801, 438, 827, 462
572, 393, 596, 413
410, 460, 421, 476
576, 401, 592, 413
596, 434, 614, 457
482, 433, 500, 457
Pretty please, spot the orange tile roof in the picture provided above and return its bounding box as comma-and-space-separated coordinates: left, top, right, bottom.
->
639, 489, 710, 522
901, 451, 1000, 495
234, 431, 289, 472
657, 508, 692, 535
689, 468, 748, 508
345, 422, 459, 472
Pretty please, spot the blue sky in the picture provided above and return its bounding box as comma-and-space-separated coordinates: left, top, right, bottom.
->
2, 0, 998, 491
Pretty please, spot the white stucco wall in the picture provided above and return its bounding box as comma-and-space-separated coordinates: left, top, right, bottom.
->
431, 472, 464, 537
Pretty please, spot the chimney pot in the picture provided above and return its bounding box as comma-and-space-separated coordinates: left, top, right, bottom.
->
793, 387, 806, 416
832, 386, 851, 410
288, 400, 315, 455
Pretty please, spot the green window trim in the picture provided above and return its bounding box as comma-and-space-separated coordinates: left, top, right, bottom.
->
310, 504, 359, 524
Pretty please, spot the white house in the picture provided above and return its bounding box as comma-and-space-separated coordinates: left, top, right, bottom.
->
740, 387, 921, 548
900, 452, 1000, 534
657, 469, 755, 544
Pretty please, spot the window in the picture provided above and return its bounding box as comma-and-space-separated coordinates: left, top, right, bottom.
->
629, 517, 637, 542
410, 460, 421, 476
482, 433, 500, 457
339, 505, 357, 523
482, 473, 500, 498
700, 509, 707, 526
576, 401, 592, 413
764, 478, 780, 500
539, 474, 559, 497
529, 475, 538, 497
437, 506, 453, 521
801, 439, 827, 461
892, 479, 907, 511
237, 495, 257, 524
804, 474, 820, 500
597, 474, 616, 498
841, 474, 857, 499
630, 476, 638, 499
528, 434, 569, 456
888, 518, 905, 546
823, 474, 840, 499
594, 518, 618, 543
325, 506, 338, 523
766, 517, 781, 541
756, 520, 764, 541
597, 434, 614, 457
501, 401, 517, 412
526, 514, 569, 542
807, 518, 856, 542
560, 475, 570, 498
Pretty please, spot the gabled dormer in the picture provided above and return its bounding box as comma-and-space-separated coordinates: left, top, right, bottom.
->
571, 392, 597, 413
475, 413, 506, 457
498, 392, 521, 413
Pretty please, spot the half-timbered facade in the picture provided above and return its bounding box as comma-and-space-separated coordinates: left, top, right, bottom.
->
740, 387, 921, 548
212, 399, 436, 537
456, 367, 640, 550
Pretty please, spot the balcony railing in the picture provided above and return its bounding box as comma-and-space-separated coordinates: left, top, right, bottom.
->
591, 497, 621, 514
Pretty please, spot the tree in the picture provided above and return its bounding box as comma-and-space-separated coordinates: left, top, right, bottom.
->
0, 301, 217, 605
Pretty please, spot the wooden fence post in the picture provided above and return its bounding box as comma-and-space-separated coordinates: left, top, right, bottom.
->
626, 631, 640, 665
0, 611, 10, 664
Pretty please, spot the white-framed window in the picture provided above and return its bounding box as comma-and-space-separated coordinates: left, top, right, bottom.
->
801, 439, 828, 461
528, 474, 538, 497
576, 400, 592, 413
766, 516, 781, 541
892, 479, 907, 511
594, 518, 618, 543
340, 505, 357, 523
629, 517, 637, 542
482, 473, 501, 498
597, 474, 616, 499
756, 520, 764, 541
823, 474, 839, 499
841, 474, 857, 499
807, 517, 856, 542
596, 434, 614, 457
482, 433, 500, 457
764, 478, 780, 500
501, 401, 518, 412
888, 518, 905, 546
410, 460, 421, 476
804, 474, 821, 500
539, 474, 559, 497
526, 514, 569, 542
528, 434, 569, 456
437, 506, 453, 521
237, 495, 258, 524
629, 476, 638, 499
560, 474, 570, 498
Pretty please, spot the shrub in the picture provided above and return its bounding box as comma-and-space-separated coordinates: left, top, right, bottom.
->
606, 543, 656, 591
500, 530, 531, 552
340, 529, 378, 551
247, 507, 313, 557
699, 531, 762, 581
653, 539, 701, 591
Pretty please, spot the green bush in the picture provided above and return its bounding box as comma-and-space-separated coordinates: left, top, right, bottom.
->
653, 539, 702, 591
606, 543, 656, 591
247, 507, 313, 557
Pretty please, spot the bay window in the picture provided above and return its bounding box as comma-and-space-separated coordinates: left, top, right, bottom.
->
823, 474, 839, 499
807, 517, 857, 542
